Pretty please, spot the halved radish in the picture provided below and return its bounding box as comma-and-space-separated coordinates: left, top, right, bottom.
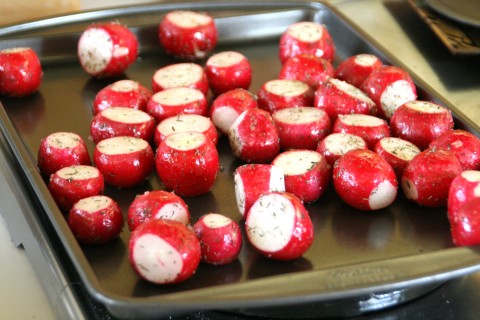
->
205, 51, 252, 95
390, 100, 454, 150
209, 88, 257, 135
279, 53, 334, 89
128, 218, 201, 284
279, 21, 335, 64
233, 164, 285, 218
90, 106, 156, 144
449, 197, 480, 247
374, 137, 421, 181
335, 53, 383, 88
92, 79, 151, 115
448, 170, 480, 218
272, 106, 331, 150
245, 191, 314, 260
0, 47, 42, 97
48, 165, 104, 212
78, 22, 138, 78
333, 149, 398, 211
272, 149, 331, 203
151, 62, 209, 95
193, 213, 243, 265
37, 131, 91, 178
155, 132, 219, 197
146, 87, 207, 123
430, 129, 480, 171
127, 190, 190, 231
332, 114, 390, 149
316, 132, 368, 167
228, 108, 280, 164
68, 195, 123, 245
257, 79, 314, 114
158, 10, 217, 60
94, 136, 154, 188
154, 114, 217, 147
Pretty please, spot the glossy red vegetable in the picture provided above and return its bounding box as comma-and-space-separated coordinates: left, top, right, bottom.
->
0, 47, 42, 97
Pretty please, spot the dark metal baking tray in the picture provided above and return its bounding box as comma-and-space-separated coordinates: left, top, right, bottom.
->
2, 1, 480, 319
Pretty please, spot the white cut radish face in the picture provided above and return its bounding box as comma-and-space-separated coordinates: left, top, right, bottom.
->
78, 28, 113, 74
111, 79, 139, 92
380, 80, 416, 118
354, 53, 379, 66
273, 107, 324, 124
273, 150, 321, 176
74, 195, 111, 212
379, 137, 420, 161
234, 173, 247, 215
330, 78, 373, 103
102, 107, 152, 124
56, 165, 100, 180
153, 87, 204, 106
47, 132, 83, 149
402, 178, 418, 201
339, 114, 384, 127
324, 133, 366, 155
405, 100, 447, 113
165, 132, 205, 151
157, 115, 211, 137
154, 63, 203, 88
154, 203, 189, 224
168, 10, 212, 28
211, 107, 239, 133
207, 51, 244, 67
202, 213, 232, 228
369, 180, 397, 210
96, 136, 149, 155
288, 21, 323, 42
132, 233, 183, 283
265, 79, 310, 97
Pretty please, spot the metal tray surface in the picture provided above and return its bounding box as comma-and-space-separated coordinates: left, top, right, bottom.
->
1, 1, 480, 319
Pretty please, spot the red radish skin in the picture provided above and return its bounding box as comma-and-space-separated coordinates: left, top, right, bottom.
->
335, 53, 383, 88
374, 137, 421, 181
332, 114, 390, 149
272, 149, 331, 203
390, 100, 454, 150
429, 129, 480, 171
68, 195, 123, 245
94, 136, 154, 188
402, 148, 462, 207
154, 114, 218, 147
128, 190, 190, 231
0, 47, 42, 97
279, 53, 334, 89
146, 87, 208, 123
279, 21, 335, 64
92, 79, 151, 115
158, 10, 217, 60
209, 88, 257, 135
205, 51, 252, 95
78, 22, 138, 78
314, 78, 377, 121
151, 62, 209, 95
448, 170, 480, 219
233, 164, 285, 218
449, 197, 480, 247
37, 131, 91, 178
129, 219, 201, 284
333, 149, 398, 211
360, 65, 417, 119
155, 132, 219, 197
48, 165, 104, 212
245, 191, 314, 261
257, 79, 314, 114
228, 108, 280, 164
90, 107, 156, 144
316, 132, 368, 167
272, 106, 331, 150
193, 213, 243, 265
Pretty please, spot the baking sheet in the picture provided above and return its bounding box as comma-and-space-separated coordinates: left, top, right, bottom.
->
1, 1, 480, 319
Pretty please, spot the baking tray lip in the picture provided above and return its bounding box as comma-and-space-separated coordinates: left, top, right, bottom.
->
2, 0, 480, 317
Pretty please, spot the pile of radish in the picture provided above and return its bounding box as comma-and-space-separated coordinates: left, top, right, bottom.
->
3, 9, 480, 286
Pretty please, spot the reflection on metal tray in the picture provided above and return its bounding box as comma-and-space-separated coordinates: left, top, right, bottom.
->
1, 1, 480, 319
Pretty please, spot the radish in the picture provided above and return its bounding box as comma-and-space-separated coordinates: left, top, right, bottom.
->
127, 190, 190, 231
0, 47, 42, 97
316, 132, 368, 167
279, 53, 334, 89
272, 106, 331, 150
228, 108, 280, 164
402, 148, 462, 207
205, 51, 252, 95
233, 164, 285, 218
128, 218, 201, 284
193, 213, 243, 265
37, 131, 91, 178
272, 149, 331, 203
93, 136, 154, 188
314, 77, 377, 121
245, 191, 314, 260
78, 22, 138, 78
335, 53, 383, 88
92, 79, 151, 115
333, 149, 398, 211
146, 87, 207, 123
279, 21, 335, 64
374, 137, 421, 181
209, 88, 257, 135
332, 114, 390, 149
48, 165, 104, 212
449, 197, 480, 247
155, 132, 219, 197
430, 129, 480, 171
257, 79, 314, 114
158, 10, 217, 60
90, 106, 156, 144
151, 62, 209, 95
448, 170, 480, 218
390, 100, 454, 150
68, 195, 123, 245
154, 114, 217, 147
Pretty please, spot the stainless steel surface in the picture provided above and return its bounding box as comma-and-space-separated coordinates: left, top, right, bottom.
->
425, 0, 480, 27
